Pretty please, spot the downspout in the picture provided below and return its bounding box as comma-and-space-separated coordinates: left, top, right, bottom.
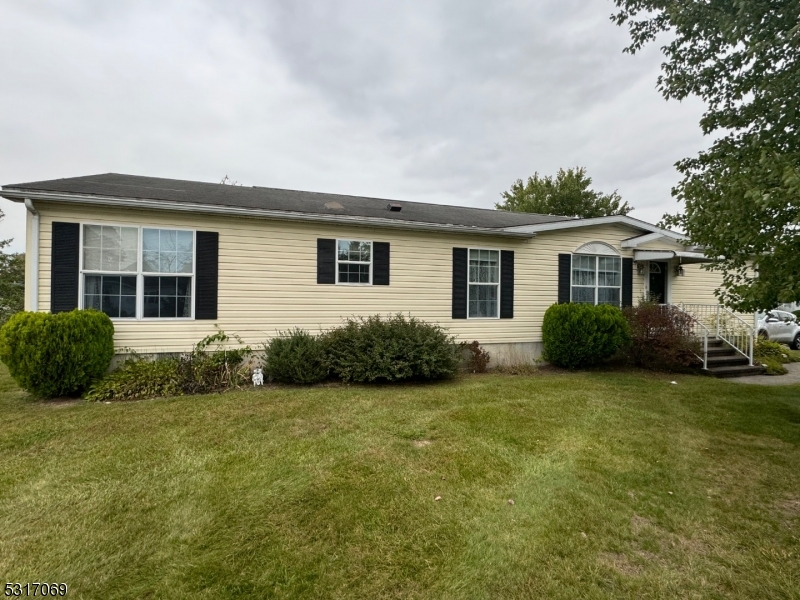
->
24, 199, 39, 312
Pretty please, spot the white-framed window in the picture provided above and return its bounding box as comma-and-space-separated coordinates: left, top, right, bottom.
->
336, 240, 372, 284
571, 255, 621, 306
468, 248, 500, 318
80, 224, 195, 320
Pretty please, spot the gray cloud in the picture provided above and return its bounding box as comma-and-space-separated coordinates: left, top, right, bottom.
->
0, 0, 707, 252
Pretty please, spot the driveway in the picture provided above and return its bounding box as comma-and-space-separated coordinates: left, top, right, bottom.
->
728, 362, 800, 386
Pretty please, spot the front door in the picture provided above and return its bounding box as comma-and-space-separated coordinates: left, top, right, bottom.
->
648, 262, 668, 303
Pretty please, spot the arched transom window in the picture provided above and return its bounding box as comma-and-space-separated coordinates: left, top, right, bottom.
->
571, 242, 622, 306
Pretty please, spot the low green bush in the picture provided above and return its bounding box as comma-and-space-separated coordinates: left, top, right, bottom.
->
264, 328, 328, 384
322, 314, 459, 383
0, 309, 114, 397
177, 331, 252, 394
542, 303, 630, 369
85, 330, 251, 401
755, 339, 791, 363
84, 358, 183, 402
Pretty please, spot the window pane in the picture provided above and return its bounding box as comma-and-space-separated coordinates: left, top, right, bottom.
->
572, 255, 596, 286
177, 252, 193, 273
469, 249, 499, 284
468, 284, 498, 318
143, 229, 159, 253
83, 247, 102, 270
337, 240, 349, 261
160, 296, 177, 318
572, 286, 595, 304
102, 294, 120, 318
102, 276, 121, 296
120, 296, 136, 318
598, 257, 621, 286
85, 294, 101, 310
142, 229, 194, 274
143, 275, 191, 319
176, 277, 191, 296
338, 263, 370, 283
177, 231, 193, 253
598, 287, 621, 306
84, 275, 102, 295
121, 276, 137, 296
83, 225, 101, 248
142, 251, 159, 272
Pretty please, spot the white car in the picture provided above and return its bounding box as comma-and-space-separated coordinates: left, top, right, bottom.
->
757, 310, 800, 349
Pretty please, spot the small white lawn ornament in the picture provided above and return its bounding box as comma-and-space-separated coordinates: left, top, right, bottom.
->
252, 368, 264, 386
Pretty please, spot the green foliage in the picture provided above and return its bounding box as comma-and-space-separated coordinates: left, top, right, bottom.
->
85, 330, 251, 401
322, 314, 459, 383
177, 330, 252, 394
84, 358, 183, 402
760, 357, 788, 376
264, 328, 328, 384
0, 309, 114, 397
623, 302, 701, 371
613, 0, 800, 311
464, 341, 490, 373
0, 252, 24, 325
542, 303, 630, 369
497, 167, 631, 218
794, 310, 800, 320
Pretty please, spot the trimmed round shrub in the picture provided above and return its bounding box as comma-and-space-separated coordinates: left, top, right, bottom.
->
542, 303, 629, 369
265, 328, 328, 384
321, 314, 459, 383
0, 309, 115, 397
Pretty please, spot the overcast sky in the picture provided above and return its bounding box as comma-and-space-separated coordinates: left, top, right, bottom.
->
0, 0, 708, 253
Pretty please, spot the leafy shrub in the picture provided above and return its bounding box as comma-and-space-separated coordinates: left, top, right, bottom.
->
321, 314, 459, 383
175, 331, 252, 394
542, 303, 629, 369
464, 341, 491, 373
0, 309, 114, 397
84, 357, 183, 402
264, 328, 328, 384
759, 357, 788, 375
622, 302, 701, 370
755, 339, 791, 362
85, 330, 251, 401
794, 310, 800, 320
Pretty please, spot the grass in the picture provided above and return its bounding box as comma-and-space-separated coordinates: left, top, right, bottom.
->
1, 365, 800, 599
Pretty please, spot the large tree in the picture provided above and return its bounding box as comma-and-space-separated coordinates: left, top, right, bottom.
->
0, 207, 23, 324
497, 167, 632, 218
613, 0, 800, 311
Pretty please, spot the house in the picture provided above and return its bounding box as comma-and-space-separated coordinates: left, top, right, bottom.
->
1, 173, 752, 371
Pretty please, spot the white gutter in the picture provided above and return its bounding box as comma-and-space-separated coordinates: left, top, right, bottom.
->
23, 199, 39, 312
1, 189, 536, 239
634, 250, 710, 263
502, 214, 688, 241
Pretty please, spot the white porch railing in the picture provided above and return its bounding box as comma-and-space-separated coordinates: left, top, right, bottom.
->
676, 303, 756, 366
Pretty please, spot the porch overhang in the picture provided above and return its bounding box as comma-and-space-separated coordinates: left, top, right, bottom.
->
633, 250, 710, 264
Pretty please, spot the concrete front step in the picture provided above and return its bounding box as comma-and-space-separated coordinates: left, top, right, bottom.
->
707, 355, 751, 368
707, 364, 766, 378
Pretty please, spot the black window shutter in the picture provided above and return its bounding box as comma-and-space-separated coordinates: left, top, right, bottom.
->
452, 248, 468, 319
373, 242, 390, 285
622, 257, 634, 308
500, 250, 514, 319
50, 222, 80, 313
195, 231, 219, 320
317, 238, 336, 284
558, 253, 571, 304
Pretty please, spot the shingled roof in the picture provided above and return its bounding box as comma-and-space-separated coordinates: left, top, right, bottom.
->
2, 173, 572, 230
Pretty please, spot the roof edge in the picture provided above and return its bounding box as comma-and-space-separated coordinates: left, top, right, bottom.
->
0, 188, 537, 239
501, 214, 687, 241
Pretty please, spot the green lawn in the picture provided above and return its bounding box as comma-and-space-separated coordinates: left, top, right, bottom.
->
1, 365, 799, 599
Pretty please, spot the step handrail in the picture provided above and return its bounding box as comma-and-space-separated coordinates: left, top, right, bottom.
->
665, 304, 710, 370
676, 303, 755, 366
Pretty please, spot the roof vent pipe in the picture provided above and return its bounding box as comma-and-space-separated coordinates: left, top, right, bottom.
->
387, 203, 402, 212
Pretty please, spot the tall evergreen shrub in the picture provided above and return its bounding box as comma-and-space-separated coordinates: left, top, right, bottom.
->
0, 309, 115, 397
542, 303, 629, 369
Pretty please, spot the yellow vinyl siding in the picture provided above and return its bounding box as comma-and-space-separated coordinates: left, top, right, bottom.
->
34, 202, 651, 353
670, 263, 725, 305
